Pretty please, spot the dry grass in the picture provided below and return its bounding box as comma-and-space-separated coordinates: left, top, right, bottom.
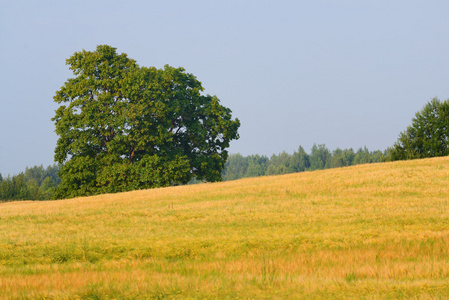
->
1, 157, 449, 298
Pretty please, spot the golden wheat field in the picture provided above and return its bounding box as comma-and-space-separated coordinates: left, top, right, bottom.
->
1, 157, 449, 299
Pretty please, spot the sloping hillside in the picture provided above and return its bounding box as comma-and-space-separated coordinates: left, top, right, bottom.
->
1, 157, 448, 298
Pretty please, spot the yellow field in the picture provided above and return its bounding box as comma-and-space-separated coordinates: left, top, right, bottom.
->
1, 157, 449, 299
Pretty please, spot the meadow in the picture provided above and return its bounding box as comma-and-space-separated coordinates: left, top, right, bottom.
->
1, 157, 449, 299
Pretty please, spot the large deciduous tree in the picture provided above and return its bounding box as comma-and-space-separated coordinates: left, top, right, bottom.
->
388, 98, 449, 161
53, 45, 240, 198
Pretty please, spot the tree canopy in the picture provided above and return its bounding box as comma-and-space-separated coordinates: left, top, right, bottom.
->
388, 98, 449, 161
53, 45, 240, 198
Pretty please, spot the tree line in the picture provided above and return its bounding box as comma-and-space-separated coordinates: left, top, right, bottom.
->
222, 144, 386, 181
0, 165, 60, 201
1, 145, 385, 201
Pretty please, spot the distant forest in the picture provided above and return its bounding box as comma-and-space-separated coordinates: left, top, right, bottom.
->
0, 144, 386, 202
222, 144, 386, 181
0, 165, 60, 201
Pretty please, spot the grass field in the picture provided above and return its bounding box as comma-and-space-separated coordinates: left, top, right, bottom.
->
1, 157, 449, 299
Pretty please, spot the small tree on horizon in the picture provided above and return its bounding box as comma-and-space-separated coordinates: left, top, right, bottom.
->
388, 97, 449, 160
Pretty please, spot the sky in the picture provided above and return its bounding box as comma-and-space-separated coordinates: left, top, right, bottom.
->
1, 0, 448, 176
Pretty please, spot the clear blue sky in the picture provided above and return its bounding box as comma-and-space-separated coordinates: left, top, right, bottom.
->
1, 0, 448, 176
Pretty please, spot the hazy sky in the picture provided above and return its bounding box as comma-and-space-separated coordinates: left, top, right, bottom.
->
1, 0, 448, 176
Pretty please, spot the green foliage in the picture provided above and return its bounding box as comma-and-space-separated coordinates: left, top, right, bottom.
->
354, 146, 380, 165
246, 155, 268, 177
39, 177, 57, 199
223, 144, 385, 180
53, 45, 240, 198
309, 144, 332, 170
290, 146, 311, 172
222, 153, 248, 181
388, 98, 449, 161
24, 165, 46, 186
266, 152, 292, 175
329, 148, 346, 168
0, 165, 60, 201
0, 173, 34, 201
